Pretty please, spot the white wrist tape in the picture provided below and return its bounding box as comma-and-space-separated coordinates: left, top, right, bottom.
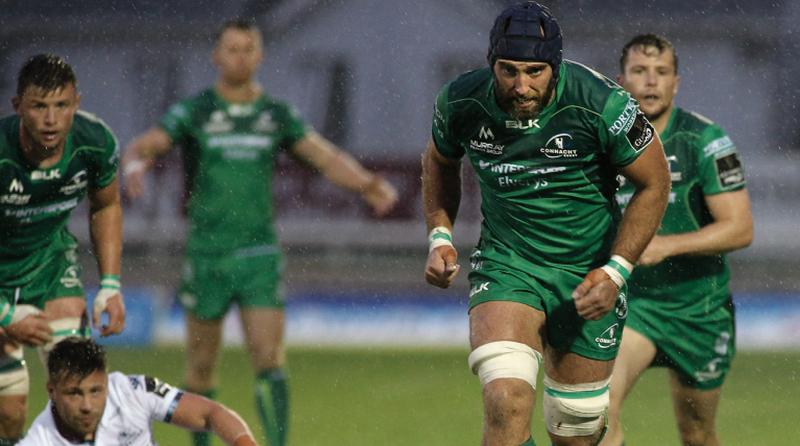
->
94, 288, 119, 315
428, 226, 454, 253
600, 255, 634, 288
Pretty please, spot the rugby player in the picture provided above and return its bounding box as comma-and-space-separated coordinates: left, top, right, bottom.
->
19, 337, 258, 445
601, 34, 753, 446
0, 54, 125, 445
122, 19, 397, 446
422, 3, 671, 445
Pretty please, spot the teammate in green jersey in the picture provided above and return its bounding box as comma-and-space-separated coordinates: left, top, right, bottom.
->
422, 3, 672, 445
122, 19, 397, 446
0, 54, 126, 445
601, 35, 753, 446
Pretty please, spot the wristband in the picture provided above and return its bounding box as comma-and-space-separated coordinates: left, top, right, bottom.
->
123, 159, 146, 177
600, 255, 634, 289
428, 226, 453, 253
95, 274, 121, 314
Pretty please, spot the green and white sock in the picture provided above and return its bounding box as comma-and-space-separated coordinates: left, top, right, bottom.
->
255, 368, 289, 446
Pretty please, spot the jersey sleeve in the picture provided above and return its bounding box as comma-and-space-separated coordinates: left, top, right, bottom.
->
600, 90, 655, 167
431, 83, 464, 159
90, 122, 120, 189
125, 374, 184, 423
696, 126, 746, 195
158, 100, 193, 146
275, 103, 310, 151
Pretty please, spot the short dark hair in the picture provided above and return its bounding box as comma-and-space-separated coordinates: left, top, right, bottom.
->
47, 337, 107, 384
16, 54, 77, 97
619, 34, 678, 74
215, 18, 261, 43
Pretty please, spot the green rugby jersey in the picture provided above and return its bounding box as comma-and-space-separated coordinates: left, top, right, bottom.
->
617, 107, 746, 306
159, 88, 308, 255
432, 61, 654, 271
0, 112, 118, 286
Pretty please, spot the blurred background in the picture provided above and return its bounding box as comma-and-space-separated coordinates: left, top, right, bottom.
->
1, 0, 797, 349
4, 1, 800, 444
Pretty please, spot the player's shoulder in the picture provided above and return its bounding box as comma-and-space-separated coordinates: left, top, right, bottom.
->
672, 108, 732, 153
71, 110, 117, 149
558, 60, 624, 112
18, 404, 57, 445
444, 67, 493, 100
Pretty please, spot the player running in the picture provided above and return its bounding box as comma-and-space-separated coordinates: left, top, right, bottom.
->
0, 54, 125, 445
122, 18, 397, 446
19, 337, 258, 445
600, 34, 753, 446
422, 3, 671, 445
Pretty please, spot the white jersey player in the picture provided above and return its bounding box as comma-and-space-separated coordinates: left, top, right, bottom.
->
19, 338, 257, 446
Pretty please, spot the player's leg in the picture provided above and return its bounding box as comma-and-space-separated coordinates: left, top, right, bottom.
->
0, 335, 28, 444
240, 308, 287, 446
41, 297, 89, 361
669, 372, 722, 446
469, 300, 545, 446
184, 314, 224, 446
543, 350, 614, 446
237, 251, 286, 446
600, 327, 657, 446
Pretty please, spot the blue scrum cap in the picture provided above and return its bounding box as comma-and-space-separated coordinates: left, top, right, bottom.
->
487, 1, 563, 76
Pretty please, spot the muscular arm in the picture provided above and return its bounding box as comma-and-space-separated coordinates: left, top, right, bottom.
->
422, 138, 462, 288
613, 137, 672, 262
291, 132, 397, 216
121, 127, 174, 199
169, 393, 257, 446
573, 138, 670, 320
639, 188, 752, 266
88, 179, 125, 335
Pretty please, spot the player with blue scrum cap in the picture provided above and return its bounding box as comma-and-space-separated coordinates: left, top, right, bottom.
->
422, 3, 671, 445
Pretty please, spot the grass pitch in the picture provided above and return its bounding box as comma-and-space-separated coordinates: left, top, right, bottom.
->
24, 347, 800, 445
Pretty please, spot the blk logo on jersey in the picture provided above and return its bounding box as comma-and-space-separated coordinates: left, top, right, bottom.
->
30, 168, 61, 181
505, 119, 539, 129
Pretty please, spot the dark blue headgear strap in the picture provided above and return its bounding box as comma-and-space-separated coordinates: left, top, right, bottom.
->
487, 2, 563, 75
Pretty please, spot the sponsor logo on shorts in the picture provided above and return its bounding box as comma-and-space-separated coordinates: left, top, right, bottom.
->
714, 331, 731, 355
615, 292, 628, 319
469, 249, 483, 270
695, 358, 724, 382
595, 323, 619, 349
469, 282, 490, 298
60, 266, 82, 288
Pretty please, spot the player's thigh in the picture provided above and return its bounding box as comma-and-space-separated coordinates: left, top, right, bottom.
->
43, 296, 86, 318
609, 327, 657, 403
470, 301, 545, 351
185, 314, 224, 365
669, 370, 722, 434
240, 308, 285, 369
179, 255, 235, 321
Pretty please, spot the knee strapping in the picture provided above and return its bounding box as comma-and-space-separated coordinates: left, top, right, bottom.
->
542, 375, 610, 437
467, 341, 542, 390
37, 315, 88, 366
0, 345, 28, 396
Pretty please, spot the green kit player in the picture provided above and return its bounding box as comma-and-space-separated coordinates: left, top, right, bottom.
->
0, 54, 126, 445
122, 19, 397, 446
422, 3, 672, 446
601, 35, 753, 446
